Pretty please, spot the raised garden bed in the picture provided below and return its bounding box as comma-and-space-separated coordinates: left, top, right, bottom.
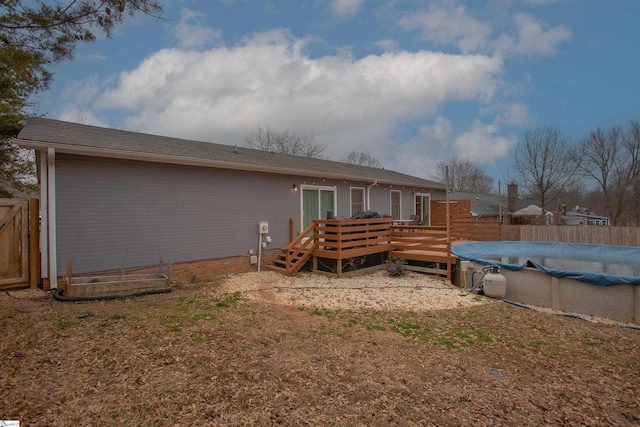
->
61, 273, 170, 299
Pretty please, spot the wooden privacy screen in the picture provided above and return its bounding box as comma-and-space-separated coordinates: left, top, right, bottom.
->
0, 199, 38, 289
430, 199, 471, 227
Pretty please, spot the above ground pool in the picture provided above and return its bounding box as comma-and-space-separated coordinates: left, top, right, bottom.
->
452, 241, 640, 287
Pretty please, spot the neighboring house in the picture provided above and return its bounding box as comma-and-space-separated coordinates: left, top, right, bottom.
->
560, 205, 610, 226
453, 184, 608, 226
15, 118, 447, 286
511, 204, 555, 225
506, 183, 561, 225
450, 184, 563, 225
449, 191, 508, 222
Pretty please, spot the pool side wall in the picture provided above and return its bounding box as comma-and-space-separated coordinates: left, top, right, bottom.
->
501, 267, 639, 324
458, 262, 640, 324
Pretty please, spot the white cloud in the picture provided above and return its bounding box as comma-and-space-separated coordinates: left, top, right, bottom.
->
331, 0, 365, 19
453, 120, 518, 163
494, 102, 531, 126
57, 109, 108, 127
398, 1, 493, 54
374, 38, 400, 53
92, 28, 504, 174
397, 1, 571, 57
171, 8, 221, 48
57, 76, 109, 126
494, 14, 571, 56
382, 117, 454, 180
380, 116, 518, 180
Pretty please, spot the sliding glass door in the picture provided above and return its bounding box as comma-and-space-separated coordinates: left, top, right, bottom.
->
302, 186, 336, 232
414, 193, 430, 226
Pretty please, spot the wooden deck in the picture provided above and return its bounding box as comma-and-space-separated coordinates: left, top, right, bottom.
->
389, 225, 452, 277
266, 218, 501, 280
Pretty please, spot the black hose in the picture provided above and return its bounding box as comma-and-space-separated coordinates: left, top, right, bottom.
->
53, 287, 171, 302
496, 298, 532, 309
555, 312, 589, 321
497, 298, 640, 331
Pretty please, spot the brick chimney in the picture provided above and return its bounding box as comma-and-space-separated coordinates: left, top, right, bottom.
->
507, 183, 518, 212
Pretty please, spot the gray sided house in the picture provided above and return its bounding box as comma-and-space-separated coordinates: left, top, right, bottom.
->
16, 118, 447, 286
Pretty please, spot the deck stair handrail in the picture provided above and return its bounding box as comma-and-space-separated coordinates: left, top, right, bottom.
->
266, 222, 317, 275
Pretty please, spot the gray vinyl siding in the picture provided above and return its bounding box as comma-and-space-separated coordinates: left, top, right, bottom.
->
368, 186, 445, 219
55, 154, 300, 274
54, 154, 447, 274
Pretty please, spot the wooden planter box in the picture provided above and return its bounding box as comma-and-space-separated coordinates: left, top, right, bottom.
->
63, 274, 170, 298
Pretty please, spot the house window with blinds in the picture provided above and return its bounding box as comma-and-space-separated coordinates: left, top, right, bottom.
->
390, 190, 401, 220
350, 187, 365, 216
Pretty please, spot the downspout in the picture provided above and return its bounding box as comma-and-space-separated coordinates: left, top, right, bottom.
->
47, 147, 58, 289
365, 180, 378, 211
39, 150, 49, 282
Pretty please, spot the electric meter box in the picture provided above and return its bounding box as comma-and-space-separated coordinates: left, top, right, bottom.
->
258, 222, 269, 234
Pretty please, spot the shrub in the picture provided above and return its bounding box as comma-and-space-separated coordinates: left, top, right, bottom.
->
386, 258, 407, 277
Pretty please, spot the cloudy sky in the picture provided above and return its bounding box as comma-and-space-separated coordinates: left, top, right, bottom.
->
36, 0, 640, 185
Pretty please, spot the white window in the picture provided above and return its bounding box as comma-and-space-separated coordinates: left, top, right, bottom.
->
350, 187, 365, 216
390, 190, 401, 220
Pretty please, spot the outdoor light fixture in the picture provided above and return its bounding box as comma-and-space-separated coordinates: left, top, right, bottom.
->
292, 184, 298, 192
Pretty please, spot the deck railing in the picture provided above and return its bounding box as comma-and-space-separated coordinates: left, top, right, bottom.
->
269, 217, 502, 278
389, 225, 452, 279
312, 217, 392, 258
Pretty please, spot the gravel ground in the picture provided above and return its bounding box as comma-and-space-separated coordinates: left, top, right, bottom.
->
217, 269, 488, 312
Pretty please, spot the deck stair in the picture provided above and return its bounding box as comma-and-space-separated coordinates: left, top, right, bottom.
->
265, 223, 316, 276
266, 217, 501, 279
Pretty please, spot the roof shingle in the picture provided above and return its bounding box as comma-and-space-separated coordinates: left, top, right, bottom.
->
16, 117, 445, 189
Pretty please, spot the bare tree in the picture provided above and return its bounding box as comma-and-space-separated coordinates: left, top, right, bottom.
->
578, 122, 640, 225
434, 156, 494, 194
244, 126, 325, 158
512, 126, 581, 224
1, 0, 164, 196
342, 151, 382, 168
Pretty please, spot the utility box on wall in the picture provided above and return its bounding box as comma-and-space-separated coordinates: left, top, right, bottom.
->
258, 222, 269, 234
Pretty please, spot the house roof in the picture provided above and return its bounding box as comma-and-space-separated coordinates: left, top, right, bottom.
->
564, 206, 609, 221
517, 197, 561, 212
449, 191, 507, 217
15, 118, 446, 190
512, 204, 553, 216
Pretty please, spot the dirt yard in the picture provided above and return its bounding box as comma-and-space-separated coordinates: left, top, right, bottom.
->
1, 270, 639, 426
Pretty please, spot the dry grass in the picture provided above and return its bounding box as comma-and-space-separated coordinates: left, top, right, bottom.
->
1, 273, 639, 426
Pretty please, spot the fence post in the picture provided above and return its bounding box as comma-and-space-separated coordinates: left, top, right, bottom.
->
29, 198, 40, 288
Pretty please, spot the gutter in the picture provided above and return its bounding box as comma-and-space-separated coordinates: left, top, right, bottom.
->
15, 139, 445, 190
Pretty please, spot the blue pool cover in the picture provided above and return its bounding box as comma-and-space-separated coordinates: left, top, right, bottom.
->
452, 241, 640, 287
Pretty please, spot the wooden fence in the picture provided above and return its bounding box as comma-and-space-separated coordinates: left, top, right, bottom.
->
0, 198, 39, 289
502, 225, 640, 247
452, 219, 502, 241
